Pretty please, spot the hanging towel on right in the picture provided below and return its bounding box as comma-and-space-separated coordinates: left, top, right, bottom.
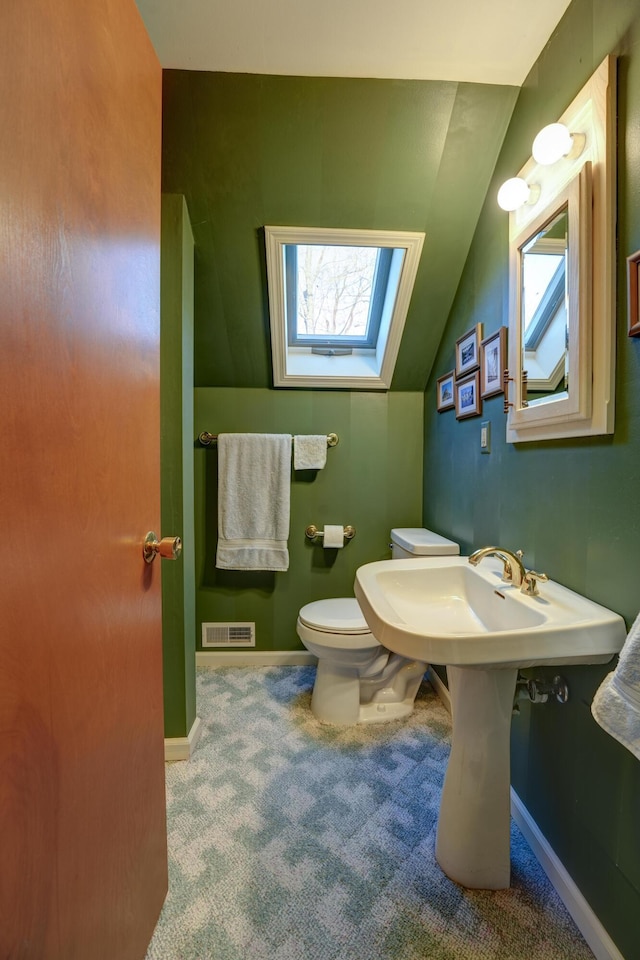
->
293, 435, 327, 471
592, 609, 640, 760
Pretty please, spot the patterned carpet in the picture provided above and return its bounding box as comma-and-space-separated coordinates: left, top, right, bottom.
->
146, 666, 593, 960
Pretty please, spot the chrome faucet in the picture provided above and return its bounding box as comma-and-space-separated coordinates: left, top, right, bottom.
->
468, 546, 549, 595
468, 546, 527, 587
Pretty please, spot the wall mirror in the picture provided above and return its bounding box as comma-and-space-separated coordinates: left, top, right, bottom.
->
508, 164, 592, 433
505, 56, 615, 443
521, 207, 568, 402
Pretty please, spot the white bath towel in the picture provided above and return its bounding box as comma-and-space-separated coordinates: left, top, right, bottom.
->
591, 609, 640, 760
293, 435, 327, 471
216, 433, 291, 571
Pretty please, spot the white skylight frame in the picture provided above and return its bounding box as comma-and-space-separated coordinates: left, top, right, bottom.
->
265, 226, 425, 390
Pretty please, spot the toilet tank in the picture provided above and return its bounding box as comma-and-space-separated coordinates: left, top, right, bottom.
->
390, 527, 460, 559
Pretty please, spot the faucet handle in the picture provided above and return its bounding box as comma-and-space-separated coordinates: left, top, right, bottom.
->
521, 570, 548, 597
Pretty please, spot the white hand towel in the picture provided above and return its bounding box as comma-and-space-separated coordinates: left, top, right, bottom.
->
216, 433, 291, 571
293, 435, 327, 471
591, 609, 640, 760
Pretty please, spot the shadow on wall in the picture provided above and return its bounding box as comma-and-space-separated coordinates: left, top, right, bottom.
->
201, 450, 339, 588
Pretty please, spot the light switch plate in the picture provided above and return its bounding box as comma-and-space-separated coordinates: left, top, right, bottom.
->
480, 420, 491, 454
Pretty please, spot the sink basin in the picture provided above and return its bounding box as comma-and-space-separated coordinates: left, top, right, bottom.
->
354, 556, 625, 669
354, 555, 626, 890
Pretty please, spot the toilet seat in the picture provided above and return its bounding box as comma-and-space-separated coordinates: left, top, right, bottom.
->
296, 598, 381, 655
298, 598, 371, 635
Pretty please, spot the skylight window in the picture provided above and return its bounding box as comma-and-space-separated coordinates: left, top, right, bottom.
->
265, 227, 424, 389
286, 244, 392, 350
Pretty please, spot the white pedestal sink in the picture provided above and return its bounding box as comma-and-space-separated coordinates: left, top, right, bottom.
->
354, 556, 626, 889
436, 665, 517, 888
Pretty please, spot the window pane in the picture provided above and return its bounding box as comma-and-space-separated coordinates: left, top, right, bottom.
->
522, 253, 565, 333
293, 244, 379, 340
265, 226, 425, 387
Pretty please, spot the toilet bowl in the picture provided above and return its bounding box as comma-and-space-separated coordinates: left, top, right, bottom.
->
296, 528, 459, 725
297, 597, 426, 724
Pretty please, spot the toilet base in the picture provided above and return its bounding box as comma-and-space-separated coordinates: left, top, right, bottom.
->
310, 656, 426, 726
357, 699, 417, 724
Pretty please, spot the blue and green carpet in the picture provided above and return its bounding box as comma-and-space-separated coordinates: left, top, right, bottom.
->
146, 666, 592, 960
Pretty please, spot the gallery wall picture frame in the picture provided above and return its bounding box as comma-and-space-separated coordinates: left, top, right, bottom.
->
455, 323, 483, 377
480, 327, 508, 398
436, 370, 455, 411
455, 370, 482, 419
627, 248, 640, 337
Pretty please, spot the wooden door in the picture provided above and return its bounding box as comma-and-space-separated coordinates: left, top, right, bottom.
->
0, 2, 167, 958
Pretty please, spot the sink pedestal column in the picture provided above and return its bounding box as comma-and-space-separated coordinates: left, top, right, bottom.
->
435, 665, 517, 889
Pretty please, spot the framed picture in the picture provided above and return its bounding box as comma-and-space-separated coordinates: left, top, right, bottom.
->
480, 327, 508, 397
455, 323, 483, 377
436, 370, 455, 411
455, 370, 482, 420
627, 249, 640, 337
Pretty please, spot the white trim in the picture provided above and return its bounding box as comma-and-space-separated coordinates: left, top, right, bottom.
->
508, 167, 592, 436
506, 56, 616, 443
510, 789, 625, 960
265, 226, 424, 390
164, 715, 203, 763
196, 650, 317, 667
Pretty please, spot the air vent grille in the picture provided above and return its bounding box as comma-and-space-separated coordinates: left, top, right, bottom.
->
201, 622, 256, 648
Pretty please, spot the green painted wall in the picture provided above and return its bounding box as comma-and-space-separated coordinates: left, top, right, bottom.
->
423, 3, 640, 957
161, 195, 197, 739
194, 389, 422, 649
162, 71, 517, 391
160, 71, 515, 656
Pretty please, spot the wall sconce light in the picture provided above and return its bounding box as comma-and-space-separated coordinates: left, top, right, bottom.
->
531, 123, 586, 165
497, 177, 541, 212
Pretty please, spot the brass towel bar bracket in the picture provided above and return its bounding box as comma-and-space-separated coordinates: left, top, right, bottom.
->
305, 524, 356, 542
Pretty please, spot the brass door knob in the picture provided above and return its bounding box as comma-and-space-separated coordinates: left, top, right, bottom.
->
143, 532, 182, 564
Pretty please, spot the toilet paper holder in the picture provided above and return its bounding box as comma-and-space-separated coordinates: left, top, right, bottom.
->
305, 524, 356, 542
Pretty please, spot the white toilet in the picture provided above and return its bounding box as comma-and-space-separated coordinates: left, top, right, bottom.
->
296, 528, 460, 725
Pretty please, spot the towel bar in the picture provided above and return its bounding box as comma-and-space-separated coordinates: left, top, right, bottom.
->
305, 525, 356, 542
199, 431, 339, 447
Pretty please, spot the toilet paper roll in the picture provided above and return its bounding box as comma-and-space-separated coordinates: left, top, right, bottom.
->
323, 525, 345, 549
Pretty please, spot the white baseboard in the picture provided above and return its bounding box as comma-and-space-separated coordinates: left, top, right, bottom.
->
510, 790, 624, 960
196, 650, 317, 667
429, 671, 622, 959
164, 715, 203, 763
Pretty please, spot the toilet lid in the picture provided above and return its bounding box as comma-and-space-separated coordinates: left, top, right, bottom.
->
298, 598, 372, 635
391, 527, 460, 555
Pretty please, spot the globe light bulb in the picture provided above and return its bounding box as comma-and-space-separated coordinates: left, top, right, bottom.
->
497, 177, 532, 212
532, 123, 575, 165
